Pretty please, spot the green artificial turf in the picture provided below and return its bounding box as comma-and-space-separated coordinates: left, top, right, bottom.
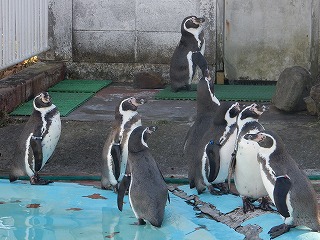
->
154, 84, 276, 102
10, 79, 112, 117
10, 92, 95, 117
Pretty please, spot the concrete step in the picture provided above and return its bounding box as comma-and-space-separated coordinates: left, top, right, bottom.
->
0, 62, 66, 113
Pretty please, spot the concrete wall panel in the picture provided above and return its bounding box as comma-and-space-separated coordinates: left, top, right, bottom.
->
73, 0, 136, 31
225, 0, 312, 81
136, 0, 199, 32
137, 32, 180, 64
73, 31, 136, 63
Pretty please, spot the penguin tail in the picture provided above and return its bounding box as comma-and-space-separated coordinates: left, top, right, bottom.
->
9, 168, 23, 182
9, 173, 18, 182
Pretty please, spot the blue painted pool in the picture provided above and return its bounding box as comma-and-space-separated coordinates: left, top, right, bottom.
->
0, 180, 319, 239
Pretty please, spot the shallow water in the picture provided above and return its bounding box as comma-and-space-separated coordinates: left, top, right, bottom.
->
0, 180, 319, 240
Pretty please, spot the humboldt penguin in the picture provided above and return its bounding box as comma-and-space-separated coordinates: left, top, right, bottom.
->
170, 15, 207, 92
201, 102, 241, 194
117, 126, 169, 227
184, 74, 220, 194
229, 103, 272, 213
101, 97, 144, 191
9, 92, 61, 185
244, 130, 320, 239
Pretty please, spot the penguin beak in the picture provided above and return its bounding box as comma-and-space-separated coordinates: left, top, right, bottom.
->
244, 133, 257, 141
131, 98, 145, 106
195, 17, 205, 24
41, 92, 51, 104
146, 126, 158, 134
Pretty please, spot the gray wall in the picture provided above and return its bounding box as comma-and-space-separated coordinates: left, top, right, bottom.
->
224, 0, 319, 82
41, 0, 320, 83
42, 0, 216, 82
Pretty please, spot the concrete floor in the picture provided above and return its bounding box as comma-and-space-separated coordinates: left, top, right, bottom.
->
1, 83, 320, 179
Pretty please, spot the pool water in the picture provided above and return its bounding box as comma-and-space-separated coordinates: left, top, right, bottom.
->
0, 180, 319, 240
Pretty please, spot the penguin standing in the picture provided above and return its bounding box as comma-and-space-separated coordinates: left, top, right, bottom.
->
229, 103, 272, 213
244, 130, 320, 239
184, 74, 220, 194
101, 97, 144, 191
201, 102, 241, 194
9, 92, 61, 185
170, 16, 207, 92
117, 126, 169, 227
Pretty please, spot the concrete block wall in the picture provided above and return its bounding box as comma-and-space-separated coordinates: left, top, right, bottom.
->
0, 63, 66, 112
41, 0, 319, 82
41, 0, 216, 83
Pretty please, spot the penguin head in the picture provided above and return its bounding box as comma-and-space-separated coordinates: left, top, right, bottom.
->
244, 130, 280, 157
238, 103, 267, 121
226, 102, 241, 122
128, 126, 157, 153
115, 97, 145, 120
33, 92, 53, 111
214, 101, 239, 125
197, 77, 220, 114
181, 16, 205, 36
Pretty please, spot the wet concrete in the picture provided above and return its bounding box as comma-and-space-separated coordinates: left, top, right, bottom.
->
0, 84, 320, 181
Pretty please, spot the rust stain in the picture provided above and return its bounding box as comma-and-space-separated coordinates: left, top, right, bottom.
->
66, 208, 83, 211
105, 232, 120, 238
226, 19, 230, 35
83, 193, 107, 200
26, 203, 40, 208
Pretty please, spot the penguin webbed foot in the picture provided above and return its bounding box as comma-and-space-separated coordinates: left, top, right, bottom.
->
242, 197, 255, 213
208, 183, 229, 195
30, 174, 53, 185
138, 219, 146, 225
259, 196, 274, 212
268, 223, 293, 239
9, 174, 18, 183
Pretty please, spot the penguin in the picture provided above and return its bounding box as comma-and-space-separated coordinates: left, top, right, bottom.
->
9, 92, 61, 185
244, 130, 320, 239
183, 74, 220, 194
117, 126, 169, 227
170, 15, 207, 92
201, 102, 241, 195
101, 97, 145, 191
229, 103, 272, 213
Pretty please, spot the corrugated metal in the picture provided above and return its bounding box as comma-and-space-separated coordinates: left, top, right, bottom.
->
0, 0, 49, 71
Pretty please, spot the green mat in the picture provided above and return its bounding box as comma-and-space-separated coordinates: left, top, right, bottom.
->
48, 79, 112, 92
10, 92, 95, 117
154, 84, 276, 102
10, 79, 112, 117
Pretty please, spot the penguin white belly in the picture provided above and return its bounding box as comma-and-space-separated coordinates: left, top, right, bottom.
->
234, 139, 267, 198
213, 133, 237, 184
118, 121, 142, 182
259, 167, 294, 224
106, 144, 118, 186
186, 51, 193, 84
128, 173, 140, 220
41, 113, 61, 169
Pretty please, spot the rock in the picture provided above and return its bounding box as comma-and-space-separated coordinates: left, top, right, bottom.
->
133, 71, 166, 89
272, 66, 313, 112
304, 96, 317, 116
309, 83, 320, 118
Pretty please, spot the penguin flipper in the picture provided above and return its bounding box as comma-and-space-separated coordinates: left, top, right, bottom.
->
227, 151, 237, 191
274, 175, 292, 218
206, 142, 220, 182
191, 51, 208, 77
117, 174, 131, 211
155, 161, 170, 204
30, 137, 43, 172
111, 143, 121, 180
